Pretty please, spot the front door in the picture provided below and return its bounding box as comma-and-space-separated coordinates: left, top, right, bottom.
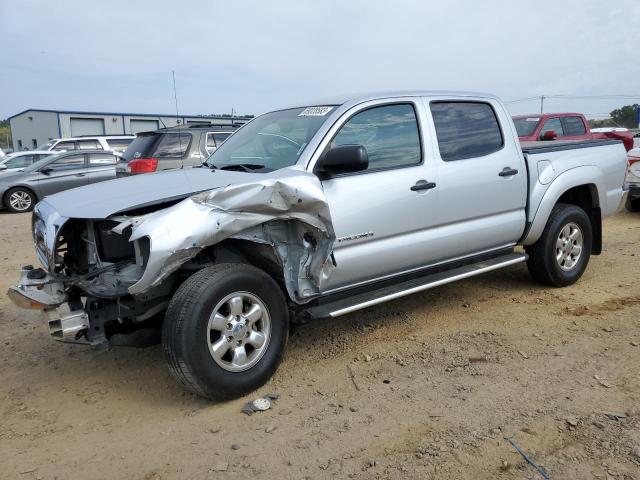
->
34, 153, 89, 198
319, 102, 440, 290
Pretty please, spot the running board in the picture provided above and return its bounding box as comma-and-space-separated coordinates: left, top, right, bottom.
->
305, 252, 527, 319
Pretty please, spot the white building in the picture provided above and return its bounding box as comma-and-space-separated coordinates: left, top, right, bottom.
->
9, 109, 252, 151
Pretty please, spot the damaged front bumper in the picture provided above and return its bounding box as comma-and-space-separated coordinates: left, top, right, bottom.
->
7, 266, 90, 341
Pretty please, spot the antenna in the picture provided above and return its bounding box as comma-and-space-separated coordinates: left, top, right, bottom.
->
171, 71, 185, 169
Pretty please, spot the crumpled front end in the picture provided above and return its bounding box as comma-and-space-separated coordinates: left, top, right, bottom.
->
8, 167, 336, 345
124, 169, 335, 301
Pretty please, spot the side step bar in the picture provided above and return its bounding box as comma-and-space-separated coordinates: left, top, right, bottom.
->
305, 252, 527, 319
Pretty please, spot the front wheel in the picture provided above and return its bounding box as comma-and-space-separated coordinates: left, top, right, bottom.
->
5, 187, 35, 213
525, 203, 592, 287
162, 263, 289, 400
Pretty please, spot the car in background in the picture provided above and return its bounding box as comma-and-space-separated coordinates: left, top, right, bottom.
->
0, 151, 54, 174
513, 113, 634, 151
625, 147, 640, 212
0, 150, 119, 213
38, 135, 135, 154
116, 124, 239, 176
0, 148, 5, 158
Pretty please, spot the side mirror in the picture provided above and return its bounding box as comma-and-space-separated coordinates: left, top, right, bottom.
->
542, 130, 557, 141
316, 144, 368, 178
0, 164, 6, 171
39, 167, 53, 175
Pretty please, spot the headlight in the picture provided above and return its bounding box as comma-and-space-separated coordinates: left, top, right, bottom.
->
32, 213, 49, 269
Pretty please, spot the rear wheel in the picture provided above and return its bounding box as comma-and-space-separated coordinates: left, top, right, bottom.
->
162, 264, 289, 400
5, 187, 35, 213
525, 203, 592, 287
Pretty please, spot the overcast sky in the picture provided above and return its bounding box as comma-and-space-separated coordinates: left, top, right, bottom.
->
1, 0, 639, 119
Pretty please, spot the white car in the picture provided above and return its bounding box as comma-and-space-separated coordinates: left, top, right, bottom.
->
0, 151, 54, 174
38, 136, 134, 154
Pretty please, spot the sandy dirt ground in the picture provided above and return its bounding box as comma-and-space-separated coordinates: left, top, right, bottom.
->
0, 209, 639, 480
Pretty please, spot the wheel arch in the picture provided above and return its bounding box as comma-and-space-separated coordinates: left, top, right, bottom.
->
523, 167, 603, 253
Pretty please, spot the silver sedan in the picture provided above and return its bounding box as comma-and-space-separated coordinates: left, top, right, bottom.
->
0, 150, 119, 213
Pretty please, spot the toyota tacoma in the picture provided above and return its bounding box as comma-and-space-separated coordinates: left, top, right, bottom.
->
8, 92, 628, 400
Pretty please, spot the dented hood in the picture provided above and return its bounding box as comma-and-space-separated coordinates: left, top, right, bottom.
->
41, 167, 258, 219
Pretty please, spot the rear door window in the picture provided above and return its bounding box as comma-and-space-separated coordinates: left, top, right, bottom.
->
52, 141, 76, 151
78, 139, 103, 150
561, 116, 587, 136
332, 103, 422, 171
430, 102, 504, 161
106, 138, 134, 152
540, 118, 564, 138
206, 132, 232, 154
152, 133, 192, 157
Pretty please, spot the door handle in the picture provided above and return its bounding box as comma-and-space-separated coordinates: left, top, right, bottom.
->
499, 167, 518, 177
74, 173, 86, 177
410, 180, 437, 191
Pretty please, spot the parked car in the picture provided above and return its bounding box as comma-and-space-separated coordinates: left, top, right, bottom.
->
0, 151, 54, 174
0, 148, 5, 158
513, 113, 634, 151
625, 147, 640, 212
116, 124, 238, 176
0, 150, 118, 213
8, 91, 627, 401
38, 135, 135, 154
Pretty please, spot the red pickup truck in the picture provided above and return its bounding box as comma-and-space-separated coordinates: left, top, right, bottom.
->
513, 113, 634, 151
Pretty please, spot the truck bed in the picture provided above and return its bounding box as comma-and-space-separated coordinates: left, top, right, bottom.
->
520, 138, 621, 154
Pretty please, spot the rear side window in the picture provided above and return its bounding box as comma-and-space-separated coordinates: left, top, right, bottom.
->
332, 103, 421, 171
562, 116, 587, 136
107, 138, 133, 152
152, 133, 191, 157
52, 141, 75, 151
78, 139, 103, 150
430, 102, 503, 161
540, 118, 564, 138
121, 135, 159, 161
206, 132, 232, 153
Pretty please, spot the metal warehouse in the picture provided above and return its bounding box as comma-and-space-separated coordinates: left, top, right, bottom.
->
9, 109, 252, 151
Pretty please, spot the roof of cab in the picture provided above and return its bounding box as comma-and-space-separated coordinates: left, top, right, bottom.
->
279, 90, 500, 110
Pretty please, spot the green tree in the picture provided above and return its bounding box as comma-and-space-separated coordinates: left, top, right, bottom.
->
609, 104, 639, 129
0, 119, 12, 150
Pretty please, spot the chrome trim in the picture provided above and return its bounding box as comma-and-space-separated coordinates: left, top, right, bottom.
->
328, 254, 527, 317
323, 243, 517, 295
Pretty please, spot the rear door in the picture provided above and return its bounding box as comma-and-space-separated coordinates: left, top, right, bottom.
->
33, 153, 89, 197
426, 99, 527, 256
86, 152, 117, 184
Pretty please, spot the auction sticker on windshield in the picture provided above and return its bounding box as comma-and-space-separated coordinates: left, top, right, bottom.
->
299, 106, 334, 116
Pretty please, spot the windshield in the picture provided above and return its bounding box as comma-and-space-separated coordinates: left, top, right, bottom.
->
205, 107, 334, 171
513, 117, 540, 137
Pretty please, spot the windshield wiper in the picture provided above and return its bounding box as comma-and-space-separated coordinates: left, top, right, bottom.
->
218, 163, 265, 173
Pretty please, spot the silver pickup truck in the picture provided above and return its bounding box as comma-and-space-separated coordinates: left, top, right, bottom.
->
8, 91, 627, 400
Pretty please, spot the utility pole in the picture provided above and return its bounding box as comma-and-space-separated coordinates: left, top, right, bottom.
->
540, 95, 545, 114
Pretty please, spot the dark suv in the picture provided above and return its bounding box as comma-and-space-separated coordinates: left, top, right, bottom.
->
116, 124, 239, 176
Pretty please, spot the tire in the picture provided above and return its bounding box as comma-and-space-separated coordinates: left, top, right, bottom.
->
626, 196, 640, 212
525, 203, 592, 287
162, 263, 289, 400
4, 187, 36, 213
